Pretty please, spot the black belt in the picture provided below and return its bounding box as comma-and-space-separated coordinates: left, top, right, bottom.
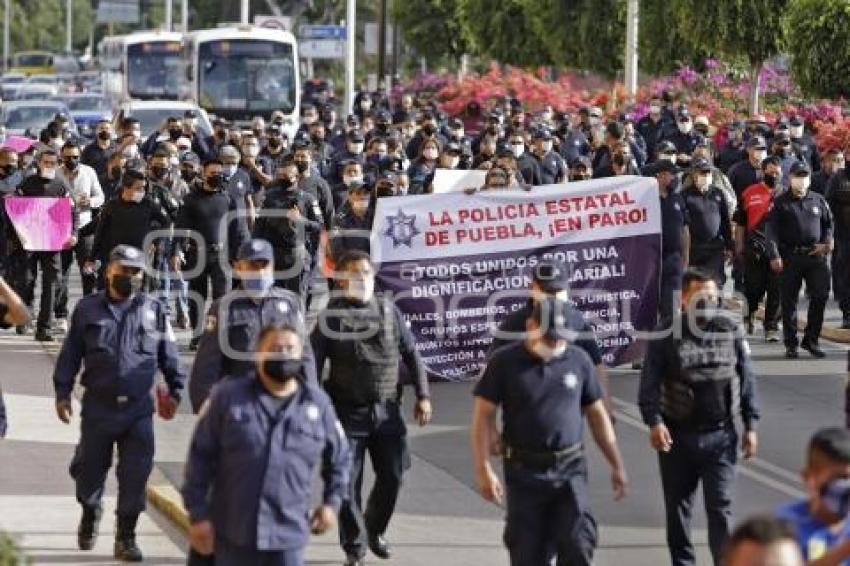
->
666, 418, 731, 434
84, 390, 145, 407
788, 246, 815, 255
504, 442, 583, 471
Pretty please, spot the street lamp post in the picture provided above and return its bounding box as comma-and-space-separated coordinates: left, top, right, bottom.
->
3, 0, 9, 72
241, 0, 249, 25
165, 0, 172, 31
65, 0, 72, 54
345, 0, 355, 114
624, 0, 639, 103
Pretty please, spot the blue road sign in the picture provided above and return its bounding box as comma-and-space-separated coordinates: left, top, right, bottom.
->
299, 25, 347, 40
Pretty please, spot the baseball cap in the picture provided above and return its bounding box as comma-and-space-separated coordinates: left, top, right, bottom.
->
810, 427, 850, 463
790, 161, 811, 176
531, 297, 569, 341
109, 245, 146, 269
180, 151, 200, 165
691, 157, 712, 172
651, 160, 683, 175
746, 136, 767, 150
533, 259, 570, 293
656, 140, 677, 154
237, 239, 273, 262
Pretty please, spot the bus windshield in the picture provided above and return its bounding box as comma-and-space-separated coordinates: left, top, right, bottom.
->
198, 39, 296, 115
14, 53, 52, 67
126, 42, 182, 99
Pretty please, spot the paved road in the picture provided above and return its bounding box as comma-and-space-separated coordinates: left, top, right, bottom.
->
0, 278, 846, 565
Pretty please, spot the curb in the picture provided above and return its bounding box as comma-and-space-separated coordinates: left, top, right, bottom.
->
147, 467, 190, 534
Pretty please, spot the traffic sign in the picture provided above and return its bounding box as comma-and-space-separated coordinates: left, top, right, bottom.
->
96, 0, 140, 24
300, 39, 346, 60
254, 15, 292, 32
299, 25, 347, 40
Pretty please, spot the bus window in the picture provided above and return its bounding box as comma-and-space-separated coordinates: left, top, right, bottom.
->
126, 42, 182, 99
197, 39, 296, 115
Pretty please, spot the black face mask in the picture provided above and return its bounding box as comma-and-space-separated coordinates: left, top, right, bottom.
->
97, 131, 111, 142
570, 173, 590, 181
310, 133, 324, 144
151, 166, 169, 179
205, 174, 224, 189
64, 157, 79, 170
169, 128, 183, 141
110, 165, 122, 178
422, 124, 437, 136
278, 177, 294, 190
613, 154, 627, 167
110, 273, 141, 299
3, 164, 17, 176
268, 138, 281, 149
764, 174, 779, 188
294, 160, 309, 174
263, 358, 303, 383
181, 169, 197, 182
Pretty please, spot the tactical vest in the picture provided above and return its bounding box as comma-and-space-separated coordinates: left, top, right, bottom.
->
325, 297, 400, 406
661, 317, 740, 427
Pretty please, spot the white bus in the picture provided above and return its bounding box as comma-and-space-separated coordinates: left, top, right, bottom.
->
183, 25, 299, 136
99, 31, 184, 102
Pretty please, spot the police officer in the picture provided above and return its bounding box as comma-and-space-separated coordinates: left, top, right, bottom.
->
472, 297, 628, 566
682, 158, 733, 286
811, 148, 843, 196
189, 238, 316, 412
789, 115, 820, 172
654, 160, 691, 319
311, 250, 433, 566
530, 127, 567, 185
293, 140, 334, 230
182, 322, 350, 566
766, 161, 834, 358
639, 268, 759, 566
734, 156, 783, 341
825, 158, 850, 327
52, 245, 186, 562
728, 137, 767, 196
488, 259, 612, 413
253, 160, 324, 301
717, 121, 747, 174
666, 109, 703, 160
328, 181, 373, 264
637, 95, 673, 159
175, 159, 249, 350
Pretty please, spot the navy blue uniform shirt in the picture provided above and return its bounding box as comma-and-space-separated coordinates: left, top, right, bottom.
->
52, 292, 186, 417
682, 186, 733, 251
182, 376, 350, 551
660, 190, 690, 257
765, 190, 834, 259
474, 342, 602, 452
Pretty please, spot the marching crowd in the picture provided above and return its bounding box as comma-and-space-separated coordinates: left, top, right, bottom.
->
0, 84, 848, 566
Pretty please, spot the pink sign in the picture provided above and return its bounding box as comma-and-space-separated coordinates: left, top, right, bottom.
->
1, 135, 36, 153
4, 197, 73, 251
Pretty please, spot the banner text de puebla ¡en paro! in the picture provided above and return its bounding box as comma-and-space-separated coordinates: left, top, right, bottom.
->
371, 175, 662, 381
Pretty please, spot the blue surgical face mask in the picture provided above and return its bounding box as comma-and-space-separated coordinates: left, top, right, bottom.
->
241, 273, 274, 294
821, 476, 850, 518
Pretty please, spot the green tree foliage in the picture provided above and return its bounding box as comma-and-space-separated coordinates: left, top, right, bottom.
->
391, 0, 467, 63
639, 0, 712, 75
8, 0, 93, 53
456, 0, 552, 67
785, 0, 850, 99
671, 0, 789, 112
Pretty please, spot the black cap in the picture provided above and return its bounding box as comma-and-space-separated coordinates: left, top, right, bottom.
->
656, 140, 677, 154
746, 136, 767, 150
774, 131, 792, 142
125, 158, 147, 174
532, 127, 553, 140
790, 115, 804, 127
533, 259, 570, 293
448, 118, 463, 129
376, 172, 397, 186
729, 120, 745, 130
531, 297, 569, 341
677, 109, 691, 121
109, 245, 146, 269
237, 238, 273, 262
180, 151, 200, 164
651, 160, 682, 175
347, 130, 365, 143
346, 114, 360, 126
443, 141, 462, 155
570, 155, 592, 169
375, 109, 391, 123
291, 138, 311, 151
790, 161, 811, 176
810, 427, 850, 463
184, 109, 199, 119
691, 157, 712, 172
346, 179, 370, 194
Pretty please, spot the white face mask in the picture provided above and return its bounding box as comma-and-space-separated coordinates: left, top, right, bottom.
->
222, 164, 237, 178
343, 175, 363, 186
123, 147, 139, 160
649, 104, 661, 115
345, 278, 374, 303
243, 145, 260, 158
530, 340, 567, 361
423, 148, 439, 161
695, 174, 711, 191
790, 176, 811, 195
588, 117, 601, 127
541, 141, 553, 153
752, 150, 767, 164
512, 145, 525, 158
348, 143, 364, 155
40, 167, 56, 180
129, 190, 145, 203
790, 125, 804, 138
660, 153, 676, 163
131, 128, 141, 141
678, 121, 693, 134
170, 156, 180, 167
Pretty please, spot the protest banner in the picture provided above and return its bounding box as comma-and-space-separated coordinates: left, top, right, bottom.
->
431, 168, 487, 194
371, 176, 661, 381
4, 197, 74, 251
